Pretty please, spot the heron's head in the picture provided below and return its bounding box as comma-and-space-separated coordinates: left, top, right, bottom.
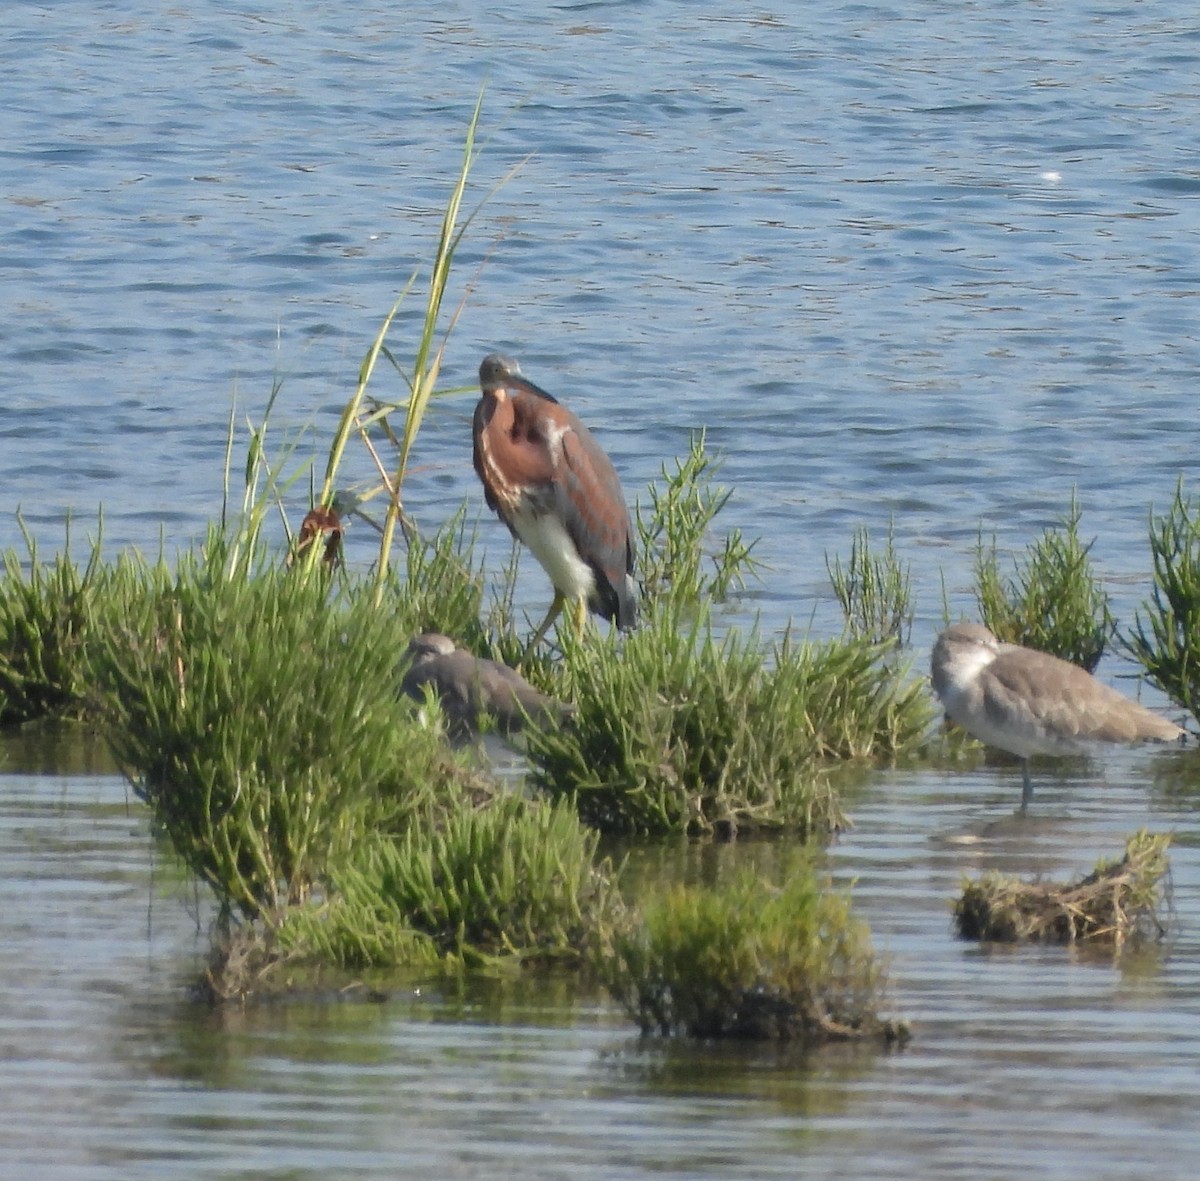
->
479, 353, 522, 396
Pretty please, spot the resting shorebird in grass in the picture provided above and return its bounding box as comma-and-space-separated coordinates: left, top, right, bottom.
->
401, 633, 574, 736
931, 622, 1185, 811
473, 353, 637, 661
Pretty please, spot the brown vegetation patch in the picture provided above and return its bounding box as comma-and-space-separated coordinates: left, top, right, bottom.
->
954, 830, 1171, 947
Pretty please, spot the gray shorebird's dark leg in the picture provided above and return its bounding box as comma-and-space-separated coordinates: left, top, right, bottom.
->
1020, 760, 1033, 813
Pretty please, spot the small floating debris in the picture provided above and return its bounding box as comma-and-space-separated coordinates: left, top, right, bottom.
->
954, 830, 1171, 947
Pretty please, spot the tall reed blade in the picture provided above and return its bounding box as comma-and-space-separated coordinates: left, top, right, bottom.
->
373, 91, 486, 596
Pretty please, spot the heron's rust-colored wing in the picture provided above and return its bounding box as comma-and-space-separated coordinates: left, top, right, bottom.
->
555, 423, 636, 627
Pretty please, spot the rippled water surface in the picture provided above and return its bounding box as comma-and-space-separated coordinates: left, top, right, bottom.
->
5, 749, 1200, 1180
4, 1, 1200, 1177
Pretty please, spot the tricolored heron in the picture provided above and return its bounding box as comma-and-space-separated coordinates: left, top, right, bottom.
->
473, 353, 637, 658
931, 621, 1184, 812
289, 505, 344, 570
401, 633, 575, 735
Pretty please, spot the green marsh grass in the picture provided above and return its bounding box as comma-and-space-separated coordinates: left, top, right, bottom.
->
635, 430, 758, 610
826, 521, 914, 646
973, 496, 1113, 670
0, 515, 120, 726
1126, 482, 1200, 723
280, 795, 624, 970
597, 866, 904, 1043
526, 601, 933, 839
383, 505, 488, 646
89, 533, 477, 921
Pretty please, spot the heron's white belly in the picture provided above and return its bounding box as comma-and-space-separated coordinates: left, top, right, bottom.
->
512, 507, 596, 602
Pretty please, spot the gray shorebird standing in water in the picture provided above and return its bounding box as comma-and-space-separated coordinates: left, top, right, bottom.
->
931, 622, 1185, 811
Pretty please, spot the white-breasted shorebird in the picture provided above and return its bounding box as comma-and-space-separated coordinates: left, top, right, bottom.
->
931, 621, 1184, 810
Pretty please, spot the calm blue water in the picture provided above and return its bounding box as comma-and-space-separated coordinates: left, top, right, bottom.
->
4, 0, 1199, 639
3, 1, 1200, 1177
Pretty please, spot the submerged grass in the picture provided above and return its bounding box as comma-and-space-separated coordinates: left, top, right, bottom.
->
596, 865, 906, 1044
954, 830, 1171, 947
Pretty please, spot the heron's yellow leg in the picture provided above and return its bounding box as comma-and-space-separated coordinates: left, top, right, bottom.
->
521, 591, 566, 664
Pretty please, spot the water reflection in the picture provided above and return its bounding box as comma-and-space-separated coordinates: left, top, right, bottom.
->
0, 720, 119, 776
1149, 747, 1200, 813
616, 833, 823, 894
598, 1035, 884, 1112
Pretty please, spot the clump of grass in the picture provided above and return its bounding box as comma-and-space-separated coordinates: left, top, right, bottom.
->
89, 533, 476, 921
954, 830, 1171, 946
525, 602, 933, 839
826, 521, 914, 646
635, 430, 758, 610
596, 866, 906, 1044
278, 795, 624, 970
1125, 482, 1200, 723
0, 516, 108, 725
974, 495, 1113, 670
